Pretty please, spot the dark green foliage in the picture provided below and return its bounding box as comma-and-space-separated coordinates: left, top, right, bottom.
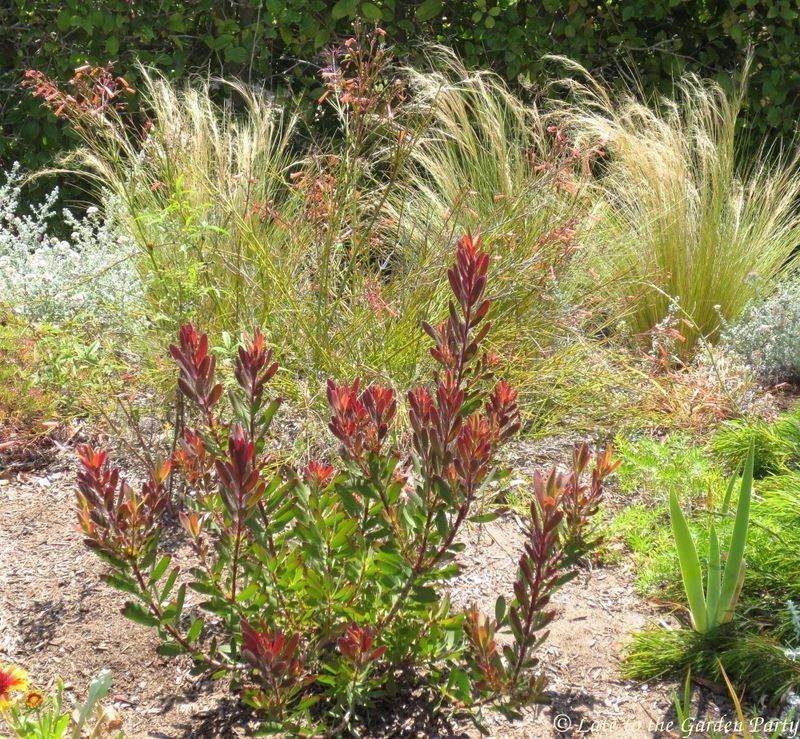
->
5, 1, 800, 175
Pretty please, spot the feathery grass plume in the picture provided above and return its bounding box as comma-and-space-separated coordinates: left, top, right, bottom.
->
59, 67, 298, 334
34, 48, 626, 435
552, 56, 800, 357
384, 47, 619, 429
392, 48, 592, 321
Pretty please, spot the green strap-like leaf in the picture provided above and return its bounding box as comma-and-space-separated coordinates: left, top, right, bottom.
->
706, 524, 721, 627
720, 473, 737, 517
718, 441, 754, 623
669, 490, 708, 633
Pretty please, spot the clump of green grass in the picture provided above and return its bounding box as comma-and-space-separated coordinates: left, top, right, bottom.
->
625, 627, 800, 704
554, 59, 800, 357
712, 411, 800, 478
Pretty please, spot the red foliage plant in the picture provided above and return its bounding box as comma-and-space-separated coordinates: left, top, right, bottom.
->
22, 64, 135, 122
74, 233, 616, 732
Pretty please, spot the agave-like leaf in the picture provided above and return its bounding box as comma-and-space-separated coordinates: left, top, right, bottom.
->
721, 561, 746, 625
669, 490, 708, 633
720, 472, 737, 517
717, 441, 754, 624
705, 524, 721, 627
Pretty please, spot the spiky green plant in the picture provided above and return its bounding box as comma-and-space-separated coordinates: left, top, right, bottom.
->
669, 443, 753, 633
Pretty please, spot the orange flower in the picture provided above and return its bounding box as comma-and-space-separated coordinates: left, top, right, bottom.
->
25, 690, 44, 709
0, 664, 29, 708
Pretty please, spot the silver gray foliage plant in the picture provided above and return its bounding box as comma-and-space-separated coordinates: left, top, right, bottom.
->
722, 279, 800, 384
0, 163, 141, 325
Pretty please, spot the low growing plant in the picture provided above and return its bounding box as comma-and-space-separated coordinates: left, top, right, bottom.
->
0, 666, 122, 739
722, 279, 800, 384
712, 413, 800, 478
625, 626, 800, 705
74, 236, 616, 732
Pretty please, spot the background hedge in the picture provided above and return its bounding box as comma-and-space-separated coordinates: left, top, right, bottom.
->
3, 0, 799, 174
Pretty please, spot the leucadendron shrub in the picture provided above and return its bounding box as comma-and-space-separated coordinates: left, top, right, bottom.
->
75, 235, 617, 733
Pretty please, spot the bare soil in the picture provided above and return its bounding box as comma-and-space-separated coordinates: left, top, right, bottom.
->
0, 444, 728, 738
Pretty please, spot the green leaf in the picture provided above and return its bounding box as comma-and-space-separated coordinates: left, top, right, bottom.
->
236, 582, 260, 601
72, 671, 113, 736
149, 555, 171, 586
706, 525, 721, 626
156, 642, 185, 656
668, 490, 708, 633
446, 667, 471, 702
159, 567, 180, 603
720, 473, 737, 516
495, 595, 506, 624
469, 512, 498, 524
331, 0, 357, 20
187, 618, 204, 643
361, 2, 382, 20
189, 580, 219, 596
718, 441, 754, 623
225, 46, 249, 64
103, 572, 143, 599
416, 0, 442, 21
412, 585, 437, 603
123, 601, 159, 627
435, 509, 449, 538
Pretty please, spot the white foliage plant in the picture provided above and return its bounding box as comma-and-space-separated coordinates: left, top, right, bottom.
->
0, 163, 140, 325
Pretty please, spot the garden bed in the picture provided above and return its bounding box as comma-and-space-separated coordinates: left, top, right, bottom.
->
3, 22, 800, 737
1, 443, 744, 737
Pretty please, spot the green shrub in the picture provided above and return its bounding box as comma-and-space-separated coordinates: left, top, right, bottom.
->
668, 445, 753, 634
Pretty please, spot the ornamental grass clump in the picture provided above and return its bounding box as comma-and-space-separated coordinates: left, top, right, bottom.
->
75, 235, 616, 733
556, 61, 800, 357
24, 28, 619, 436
